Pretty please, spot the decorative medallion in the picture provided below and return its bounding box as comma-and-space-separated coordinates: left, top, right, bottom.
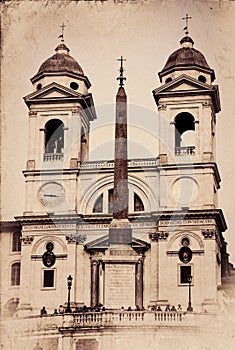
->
42, 241, 56, 267
178, 246, 192, 263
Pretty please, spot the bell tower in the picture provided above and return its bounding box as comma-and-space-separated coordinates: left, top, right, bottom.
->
153, 34, 220, 211
23, 36, 96, 215
151, 22, 227, 312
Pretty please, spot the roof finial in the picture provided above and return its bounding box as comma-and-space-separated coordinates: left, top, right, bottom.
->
117, 56, 127, 87
182, 13, 192, 35
58, 23, 66, 42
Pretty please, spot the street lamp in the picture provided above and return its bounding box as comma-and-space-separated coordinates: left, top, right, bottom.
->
65, 275, 73, 313
187, 275, 193, 312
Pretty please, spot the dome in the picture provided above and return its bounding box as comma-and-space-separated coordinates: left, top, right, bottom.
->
163, 37, 210, 71
159, 36, 215, 81
37, 43, 84, 76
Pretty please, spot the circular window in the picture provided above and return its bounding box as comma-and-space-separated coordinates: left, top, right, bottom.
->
46, 242, 54, 251
37, 83, 42, 90
181, 237, 190, 247
198, 75, 206, 83
70, 82, 79, 90
165, 77, 172, 84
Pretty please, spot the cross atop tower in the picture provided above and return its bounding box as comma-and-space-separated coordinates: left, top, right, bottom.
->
59, 23, 66, 42
117, 56, 127, 87
182, 14, 192, 35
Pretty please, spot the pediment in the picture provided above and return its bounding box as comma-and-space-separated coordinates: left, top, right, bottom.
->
85, 234, 150, 251
24, 82, 82, 103
153, 74, 213, 95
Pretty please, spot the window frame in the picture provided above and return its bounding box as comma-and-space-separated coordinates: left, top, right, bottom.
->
12, 232, 22, 253
42, 268, 56, 290
10, 262, 21, 286
178, 264, 194, 286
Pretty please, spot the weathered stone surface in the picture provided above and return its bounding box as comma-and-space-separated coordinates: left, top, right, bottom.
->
104, 263, 135, 308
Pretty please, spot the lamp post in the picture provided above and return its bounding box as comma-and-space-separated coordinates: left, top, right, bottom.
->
65, 275, 73, 313
187, 275, 193, 312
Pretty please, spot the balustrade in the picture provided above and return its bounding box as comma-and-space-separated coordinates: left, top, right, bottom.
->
80, 158, 157, 169
175, 147, 195, 156
43, 153, 64, 161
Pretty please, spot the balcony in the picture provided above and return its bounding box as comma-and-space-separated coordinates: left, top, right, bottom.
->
43, 153, 64, 161
72, 310, 184, 328
175, 146, 195, 156
1, 311, 185, 335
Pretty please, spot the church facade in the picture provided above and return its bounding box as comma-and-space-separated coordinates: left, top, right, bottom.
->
0, 30, 231, 349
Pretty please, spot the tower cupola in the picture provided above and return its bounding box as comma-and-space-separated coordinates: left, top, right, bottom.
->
37, 42, 84, 76
30, 40, 91, 94
159, 36, 215, 84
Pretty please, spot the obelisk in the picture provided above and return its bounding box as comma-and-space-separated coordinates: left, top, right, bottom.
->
109, 57, 132, 245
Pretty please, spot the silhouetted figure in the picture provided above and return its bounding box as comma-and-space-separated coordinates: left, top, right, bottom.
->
83, 305, 88, 312
40, 306, 47, 316
171, 305, 177, 311
33, 342, 43, 350
54, 309, 58, 314
156, 306, 162, 312
177, 304, 182, 311
165, 305, 170, 312
135, 305, 140, 311
127, 306, 131, 311
59, 305, 64, 314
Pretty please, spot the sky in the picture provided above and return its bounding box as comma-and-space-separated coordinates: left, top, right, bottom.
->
1, 0, 235, 261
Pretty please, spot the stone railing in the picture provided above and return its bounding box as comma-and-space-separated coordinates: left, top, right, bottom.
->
43, 153, 64, 161
72, 310, 184, 328
80, 158, 157, 170
1, 311, 185, 335
175, 146, 195, 156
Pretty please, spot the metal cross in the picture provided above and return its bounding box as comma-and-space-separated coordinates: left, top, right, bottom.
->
117, 56, 127, 87
59, 23, 66, 41
182, 14, 192, 35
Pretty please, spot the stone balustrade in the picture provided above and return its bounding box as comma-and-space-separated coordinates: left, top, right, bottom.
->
1, 311, 185, 335
80, 158, 157, 169
175, 146, 195, 156
43, 153, 64, 161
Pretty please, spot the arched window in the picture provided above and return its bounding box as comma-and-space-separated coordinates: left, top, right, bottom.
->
93, 194, 103, 213
12, 232, 21, 252
174, 113, 195, 155
11, 262, 20, 286
45, 119, 64, 154
134, 193, 144, 211
92, 189, 145, 214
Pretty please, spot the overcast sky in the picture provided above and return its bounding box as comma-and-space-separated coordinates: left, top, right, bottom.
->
1, 0, 235, 262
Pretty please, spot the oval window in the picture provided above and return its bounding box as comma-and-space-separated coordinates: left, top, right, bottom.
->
70, 82, 79, 90
198, 75, 206, 83
165, 77, 172, 84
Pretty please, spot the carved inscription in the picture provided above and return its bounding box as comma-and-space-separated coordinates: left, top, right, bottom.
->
159, 219, 213, 226
23, 224, 76, 231
104, 263, 135, 309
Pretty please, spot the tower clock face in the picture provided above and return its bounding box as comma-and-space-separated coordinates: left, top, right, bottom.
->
38, 182, 65, 208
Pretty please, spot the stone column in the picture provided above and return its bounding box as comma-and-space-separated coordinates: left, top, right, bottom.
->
90, 260, 99, 307
135, 259, 143, 309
